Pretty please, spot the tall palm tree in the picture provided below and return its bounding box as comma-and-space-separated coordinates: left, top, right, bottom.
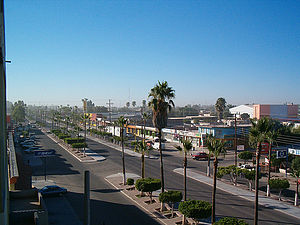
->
215, 97, 226, 121
116, 116, 128, 185
148, 81, 175, 194
249, 117, 272, 225
207, 136, 226, 224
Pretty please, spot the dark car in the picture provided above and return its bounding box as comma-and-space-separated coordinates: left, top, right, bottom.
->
191, 152, 209, 160
39, 185, 67, 197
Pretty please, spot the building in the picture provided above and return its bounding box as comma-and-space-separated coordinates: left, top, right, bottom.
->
253, 104, 298, 121
229, 105, 254, 118
198, 124, 251, 149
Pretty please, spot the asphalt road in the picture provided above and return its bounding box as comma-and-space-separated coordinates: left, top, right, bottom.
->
31, 128, 299, 225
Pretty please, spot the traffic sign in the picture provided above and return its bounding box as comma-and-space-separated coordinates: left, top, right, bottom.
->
34, 149, 56, 157
276, 150, 287, 159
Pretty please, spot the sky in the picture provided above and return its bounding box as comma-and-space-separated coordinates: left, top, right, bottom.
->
4, 0, 300, 107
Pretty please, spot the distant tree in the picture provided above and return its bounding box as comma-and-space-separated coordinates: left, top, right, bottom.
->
241, 113, 250, 120
11, 100, 26, 123
215, 97, 226, 120
132, 101, 136, 108
142, 100, 147, 109
126, 102, 130, 108
269, 178, 290, 201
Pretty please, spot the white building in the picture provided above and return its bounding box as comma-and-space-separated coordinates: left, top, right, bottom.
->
229, 105, 254, 118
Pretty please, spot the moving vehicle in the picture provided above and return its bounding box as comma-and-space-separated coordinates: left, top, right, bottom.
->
191, 152, 209, 160
39, 185, 67, 197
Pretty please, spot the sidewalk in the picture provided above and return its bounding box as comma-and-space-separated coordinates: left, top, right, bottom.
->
173, 168, 300, 220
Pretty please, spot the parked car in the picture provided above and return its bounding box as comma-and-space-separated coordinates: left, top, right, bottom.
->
191, 152, 209, 160
39, 185, 67, 197
238, 164, 254, 170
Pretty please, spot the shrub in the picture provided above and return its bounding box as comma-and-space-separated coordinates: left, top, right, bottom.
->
58, 133, 70, 139
238, 151, 253, 164
178, 200, 211, 220
127, 178, 134, 185
72, 142, 87, 149
215, 217, 249, 225
269, 178, 290, 200
135, 178, 161, 202
159, 191, 182, 217
64, 137, 85, 144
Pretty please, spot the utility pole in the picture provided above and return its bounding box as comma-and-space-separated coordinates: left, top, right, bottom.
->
106, 99, 113, 123
234, 114, 237, 167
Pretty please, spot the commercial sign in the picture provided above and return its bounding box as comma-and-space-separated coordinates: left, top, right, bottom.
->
288, 148, 300, 156
34, 150, 56, 157
276, 150, 287, 159
237, 145, 244, 151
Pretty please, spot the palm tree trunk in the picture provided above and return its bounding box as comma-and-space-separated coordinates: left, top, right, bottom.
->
159, 128, 164, 192
141, 152, 145, 178
121, 127, 126, 185
295, 179, 299, 206
184, 152, 187, 201
207, 154, 211, 177
267, 142, 272, 197
254, 144, 261, 225
212, 158, 218, 224
159, 128, 165, 212
84, 117, 86, 157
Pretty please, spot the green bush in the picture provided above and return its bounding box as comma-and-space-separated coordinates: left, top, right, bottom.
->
159, 190, 182, 204
71, 142, 87, 149
127, 178, 134, 185
135, 178, 161, 202
178, 200, 211, 220
215, 217, 249, 225
269, 178, 290, 190
58, 133, 71, 139
64, 137, 85, 144
238, 151, 253, 163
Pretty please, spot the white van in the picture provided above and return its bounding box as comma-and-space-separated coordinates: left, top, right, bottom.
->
153, 138, 165, 150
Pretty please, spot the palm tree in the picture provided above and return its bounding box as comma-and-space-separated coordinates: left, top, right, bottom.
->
249, 117, 272, 225
81, 113, 90, 157
266, 119, 282, 197
148, 81, 175, 194
176, 139, 192, 201
116, 116, 128, 185
215, 97, 226, 121
136, 141, 152, 179
142, 112, 150, 142
207, 136, 226, 224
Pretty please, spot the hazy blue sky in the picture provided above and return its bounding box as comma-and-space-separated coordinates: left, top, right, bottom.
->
5, 0, 300, 107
